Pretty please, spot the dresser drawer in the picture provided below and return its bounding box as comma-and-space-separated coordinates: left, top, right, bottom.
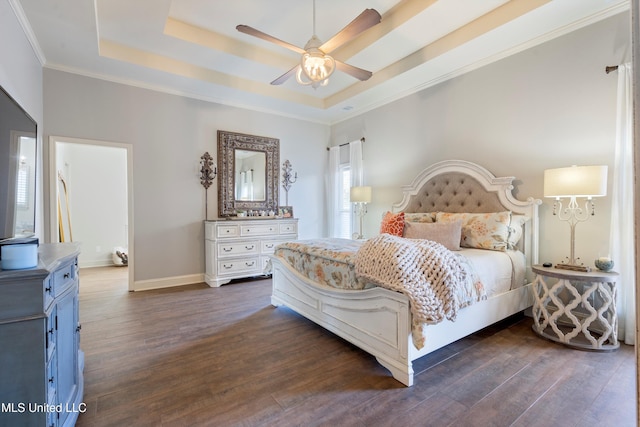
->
216, 224, 240, 238
279, 222, 297, 234
240, 223, 278, 236
261, 239, 293, 254
217, 241, 259, 258
52, 260, 76, 297
217, 258, 260, 275
261, 240, 278, 253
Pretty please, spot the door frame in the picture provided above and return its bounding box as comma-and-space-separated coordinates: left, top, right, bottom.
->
48, 136, 134, 291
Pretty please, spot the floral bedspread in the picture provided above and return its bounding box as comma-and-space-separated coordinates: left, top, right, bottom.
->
273, 237, 488, 350
273, 238, 369, 290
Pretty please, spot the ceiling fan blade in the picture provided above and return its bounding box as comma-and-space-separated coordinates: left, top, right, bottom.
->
335, 61, 372, 81
236, 25, 306, 55
320, 9, 381, 53
271, 65, 300, 85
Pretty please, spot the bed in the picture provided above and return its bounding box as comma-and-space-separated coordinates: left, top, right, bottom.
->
269, 159, 541, 386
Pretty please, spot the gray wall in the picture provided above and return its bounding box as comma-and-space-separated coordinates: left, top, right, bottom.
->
331, 12, 630, 267
41, 10, 630, 285
43, 71, 328, 286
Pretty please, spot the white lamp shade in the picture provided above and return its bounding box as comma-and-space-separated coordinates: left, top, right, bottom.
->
543, 165, 608, 198
350, 186, 372, 203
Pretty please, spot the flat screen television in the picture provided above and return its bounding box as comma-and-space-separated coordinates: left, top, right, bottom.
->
0, 85, 37, 243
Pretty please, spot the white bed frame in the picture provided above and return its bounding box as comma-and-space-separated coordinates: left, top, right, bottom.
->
270, 160, 541, 386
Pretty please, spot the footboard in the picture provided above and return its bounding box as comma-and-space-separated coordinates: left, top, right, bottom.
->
270, 256, 415, 386
270, 256, 533, 387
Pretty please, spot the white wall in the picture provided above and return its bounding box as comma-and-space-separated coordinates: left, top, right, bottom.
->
56, 142, 128, 267
43, 71, 329, 286
331, 12, 630, 267
0, 0, 44, 238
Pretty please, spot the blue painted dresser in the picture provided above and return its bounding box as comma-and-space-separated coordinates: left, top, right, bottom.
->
0, 243, 83, 426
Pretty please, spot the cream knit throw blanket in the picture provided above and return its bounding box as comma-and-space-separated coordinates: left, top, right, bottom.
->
354, 234, 467, 324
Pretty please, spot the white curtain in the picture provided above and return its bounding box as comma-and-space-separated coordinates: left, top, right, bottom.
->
609, 62, 635, 345
326, 146, 341, 237
326, 140, 364, 238
349, 139, 364, 188
349, 140, 364, 237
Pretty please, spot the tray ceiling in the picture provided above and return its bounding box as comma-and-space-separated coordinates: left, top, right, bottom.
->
13, 0, 629, 123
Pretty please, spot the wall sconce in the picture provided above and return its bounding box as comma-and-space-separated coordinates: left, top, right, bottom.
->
281, 160, 297, 206
350, 186, 372, 240
543, 165, 607, 272
200, 152, 217, 220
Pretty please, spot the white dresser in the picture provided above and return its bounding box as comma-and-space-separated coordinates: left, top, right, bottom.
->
0, 243, 84, 427
205, 218, 298, 287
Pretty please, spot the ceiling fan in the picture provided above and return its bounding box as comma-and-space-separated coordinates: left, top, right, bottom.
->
237, 1, 381, 88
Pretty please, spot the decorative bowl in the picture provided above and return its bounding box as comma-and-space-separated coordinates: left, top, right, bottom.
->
594, 258, 614, 272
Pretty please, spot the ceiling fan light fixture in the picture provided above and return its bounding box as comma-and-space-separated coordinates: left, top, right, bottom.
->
237, 3, 380, 88
296, 48, 335, 88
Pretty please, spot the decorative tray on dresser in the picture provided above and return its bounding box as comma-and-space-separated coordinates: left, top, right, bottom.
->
204, 218, 298, 287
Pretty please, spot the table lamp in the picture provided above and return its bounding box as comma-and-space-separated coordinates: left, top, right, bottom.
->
350, 186, 372, 239
543, 165, 607, 272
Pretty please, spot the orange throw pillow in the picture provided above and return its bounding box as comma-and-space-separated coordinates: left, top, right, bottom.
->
380, 212, 405, 236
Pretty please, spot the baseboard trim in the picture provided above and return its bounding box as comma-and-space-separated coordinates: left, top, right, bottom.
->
133, 274, 205, 291
79, 260, 118, 269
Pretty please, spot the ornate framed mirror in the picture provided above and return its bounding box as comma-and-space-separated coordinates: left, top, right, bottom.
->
217, 130, 279, 217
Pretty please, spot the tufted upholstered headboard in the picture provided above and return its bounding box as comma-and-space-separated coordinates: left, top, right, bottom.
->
400, 172, 506, 213
392, 160, 541, 275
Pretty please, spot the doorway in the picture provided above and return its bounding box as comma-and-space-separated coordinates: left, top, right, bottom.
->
48, 136, 134, 291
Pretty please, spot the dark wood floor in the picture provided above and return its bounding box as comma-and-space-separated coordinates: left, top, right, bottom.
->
75, 267, 636, 427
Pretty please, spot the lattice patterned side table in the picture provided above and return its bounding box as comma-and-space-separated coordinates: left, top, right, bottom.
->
531, 265, 619, 351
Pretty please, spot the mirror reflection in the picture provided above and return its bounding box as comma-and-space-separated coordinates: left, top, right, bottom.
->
235, 149, 266, 201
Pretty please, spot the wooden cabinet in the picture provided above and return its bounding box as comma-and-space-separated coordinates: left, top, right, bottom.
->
205, 218, 298, 287
0, 243, 84, 426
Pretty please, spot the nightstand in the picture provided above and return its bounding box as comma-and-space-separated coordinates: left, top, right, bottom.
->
531, 265, 619, 351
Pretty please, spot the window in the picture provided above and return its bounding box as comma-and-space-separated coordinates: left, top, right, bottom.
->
16, 162, 29, 209
337, 165, 352, 239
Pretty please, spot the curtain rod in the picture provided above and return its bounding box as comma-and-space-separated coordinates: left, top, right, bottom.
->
606, 65, 619, 74
326, 137, 365, 151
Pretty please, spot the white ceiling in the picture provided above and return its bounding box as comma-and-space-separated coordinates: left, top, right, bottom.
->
13, 0, 629, 124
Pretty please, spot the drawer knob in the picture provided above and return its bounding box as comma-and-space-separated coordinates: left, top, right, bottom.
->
45, 286, 52, 293
246, 261, 255, 267
223, 247, 233, 252
49, 376, 54, 383
245, 245, 254, 250
223, 264, 233, 269
63, 273, 70, 279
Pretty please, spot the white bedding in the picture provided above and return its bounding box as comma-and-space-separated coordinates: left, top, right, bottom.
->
459, 248, 526, 297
